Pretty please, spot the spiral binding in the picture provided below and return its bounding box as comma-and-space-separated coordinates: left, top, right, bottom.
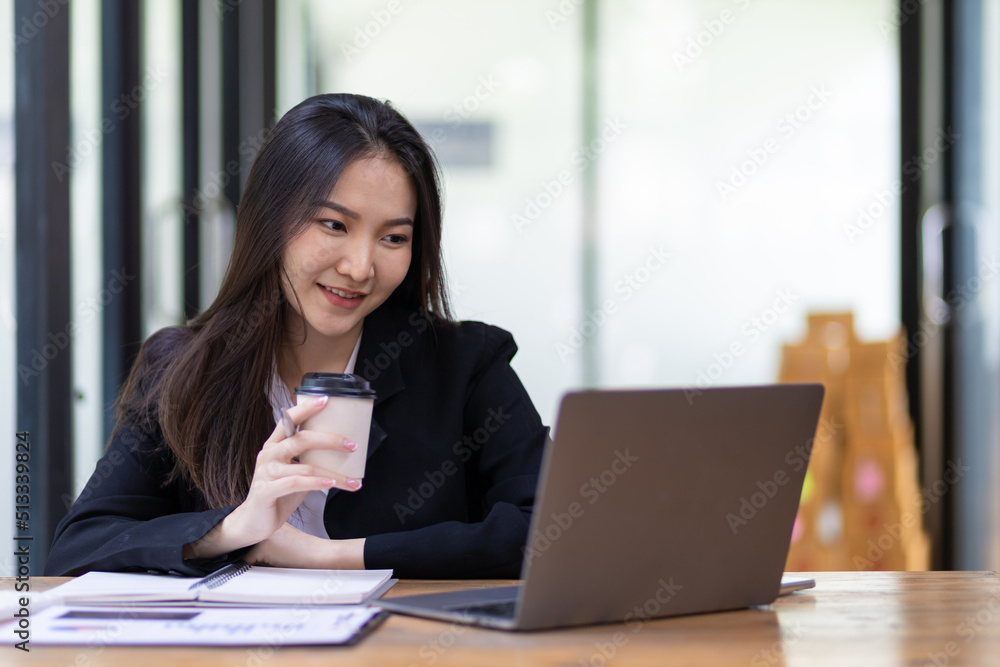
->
189, 560, 251, 590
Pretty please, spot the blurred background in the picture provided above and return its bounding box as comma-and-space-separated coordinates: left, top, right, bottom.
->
2, 0, 997, 575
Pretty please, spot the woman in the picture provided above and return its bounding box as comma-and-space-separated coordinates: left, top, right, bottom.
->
46, 93, 548, 579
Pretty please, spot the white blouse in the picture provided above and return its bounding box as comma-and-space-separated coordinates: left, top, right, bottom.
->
267, 332, 363, 538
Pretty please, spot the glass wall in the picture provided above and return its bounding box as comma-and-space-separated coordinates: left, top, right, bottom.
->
597, 0, 898, 393
69, 0, 184, 509
309, 0, 584, 425
0, 0, 908, 574
953, 0, 1000, 570
304, 0, 898, 427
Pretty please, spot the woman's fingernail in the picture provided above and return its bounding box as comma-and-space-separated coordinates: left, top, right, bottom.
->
344, 439, 357, 452
316, 396, 329, 406
347, 478, 362, 490
322, 478, 336, 487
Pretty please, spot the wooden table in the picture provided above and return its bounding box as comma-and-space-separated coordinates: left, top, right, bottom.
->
4, 571, 1000, 666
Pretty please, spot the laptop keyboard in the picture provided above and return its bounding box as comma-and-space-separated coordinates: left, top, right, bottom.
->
448, 600, 518, 619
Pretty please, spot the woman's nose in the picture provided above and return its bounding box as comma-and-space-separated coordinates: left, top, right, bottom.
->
336, 239, 375, 283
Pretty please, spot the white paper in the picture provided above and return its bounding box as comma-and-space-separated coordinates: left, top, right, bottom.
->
46, 566, 395, 606
16, 604, 384, 646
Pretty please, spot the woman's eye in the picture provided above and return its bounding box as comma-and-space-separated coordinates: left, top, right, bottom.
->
384, 234, 408, 245
321, 220, 346, 232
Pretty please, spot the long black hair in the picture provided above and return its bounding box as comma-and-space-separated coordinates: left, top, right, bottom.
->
116, 93, 451, 507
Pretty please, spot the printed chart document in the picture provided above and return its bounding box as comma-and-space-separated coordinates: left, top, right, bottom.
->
47, 562, 396, 607
22, 604, 387, 646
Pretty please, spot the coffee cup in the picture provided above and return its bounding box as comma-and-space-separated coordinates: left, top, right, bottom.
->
295, 373, 376, 480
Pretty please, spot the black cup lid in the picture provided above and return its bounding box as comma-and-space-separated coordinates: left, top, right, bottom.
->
294, 372, 376, 398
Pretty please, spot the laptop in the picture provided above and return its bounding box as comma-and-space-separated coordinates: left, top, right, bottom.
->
377, 384, 824, 631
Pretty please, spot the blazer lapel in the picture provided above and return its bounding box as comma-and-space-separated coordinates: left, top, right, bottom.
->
355, 303, 406, 409
325, 305, 406, 502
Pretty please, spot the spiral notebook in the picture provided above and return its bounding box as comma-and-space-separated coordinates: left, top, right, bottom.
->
49, 562, 396, 607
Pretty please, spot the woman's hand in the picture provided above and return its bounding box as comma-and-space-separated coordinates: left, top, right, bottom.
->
183, 396, 361, 560
246, 523, 366, 569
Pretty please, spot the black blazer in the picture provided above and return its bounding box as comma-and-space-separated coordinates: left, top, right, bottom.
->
45, 303, 548, 578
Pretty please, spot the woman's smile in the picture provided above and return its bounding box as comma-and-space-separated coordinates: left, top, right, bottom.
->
318, 283, 368, 309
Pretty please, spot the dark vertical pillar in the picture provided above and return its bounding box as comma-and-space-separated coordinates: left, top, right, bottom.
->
221, 0, 241, 211
183, 0, 201, 320
102, 0, 144, 442
14, 0, 73, 573
238, 0, 276, 186
901, 0, 960, 569
221, 0, 276, 217
938, 0, 956, 573
899, 0, 923, 477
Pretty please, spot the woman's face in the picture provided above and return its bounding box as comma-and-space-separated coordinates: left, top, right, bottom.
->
281, 156, 416, 342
